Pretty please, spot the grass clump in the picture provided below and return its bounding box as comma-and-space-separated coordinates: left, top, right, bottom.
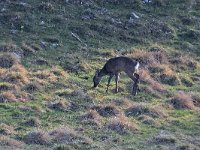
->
0, 53, 18, 68
23, 81, 42, 93
0, 136, 24, 148
47, 101, 69, 111
125, 103, 168, 118
138, 115, 160, 127
191, 93, 200, 107
21, 43, 36, 55
2, 64, 29, 85
23, 130, 51, 145
111, 97, 133, 107
49, 126, 92, 147
106, 115, 139, 135
0, 124, 16, 135
50, 127, 78, 144
78, 110, 102, 127
94, 105, 120, 117
140, 69, 165, 92
3, 71, 29, 85
152, 134, 176, 145
0, 91, 17, 103
23, 117, 41, 127
170, 91, 195, 109
169, 54, 198, 71
176, 144, 198, 150
0, 82, 13, 91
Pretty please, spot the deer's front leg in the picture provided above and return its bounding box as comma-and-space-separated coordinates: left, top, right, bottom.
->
106, 74, 114, 93
115, 73, 119, 93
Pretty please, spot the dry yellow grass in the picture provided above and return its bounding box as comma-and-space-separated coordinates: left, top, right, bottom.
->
111, 97, 134, 107
125, 103, 168, 118
2, 64, 29, 85
0, 53, 19, 68
0, 124, 16, 135
0, 68, 6, 76
10, 64, 28, 76
33, 69, 58, 83
23, 117, 41, 127
47, 101, 69, 111
153, 64, 175, 76
24, 130, 51, 145
50, 67, 68, 78
170, 54, 199, 71
0, 91, 17, 102
106, 114, 139, 134
21, 42, 36, 55
140, 69, 165, 92
94, 104, 120, 117
171, 91, 195, 109
79, 110, 102, 127
124, 48, 168, 67
0, 136, 24, 148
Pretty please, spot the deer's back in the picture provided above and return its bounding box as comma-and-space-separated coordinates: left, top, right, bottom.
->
104, 57, 137, 74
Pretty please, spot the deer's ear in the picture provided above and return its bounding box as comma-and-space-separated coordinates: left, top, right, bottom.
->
95, 69, 100, 75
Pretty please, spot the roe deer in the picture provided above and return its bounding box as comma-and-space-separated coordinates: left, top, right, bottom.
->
93, 56, 140, 95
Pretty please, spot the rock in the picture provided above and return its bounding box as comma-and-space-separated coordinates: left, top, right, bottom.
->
143, 0, 152, 3
82, 8, 96, 20
130, 12, 139, 19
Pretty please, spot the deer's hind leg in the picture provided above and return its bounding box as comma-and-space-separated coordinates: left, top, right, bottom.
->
115, 73, 119, 93
126, 71, 139, 95
132, 73, 140, 95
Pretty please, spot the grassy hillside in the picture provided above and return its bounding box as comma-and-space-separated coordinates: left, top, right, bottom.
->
0, 0, 200, 149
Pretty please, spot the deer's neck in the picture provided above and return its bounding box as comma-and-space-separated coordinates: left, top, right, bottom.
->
99, 66, 108, 77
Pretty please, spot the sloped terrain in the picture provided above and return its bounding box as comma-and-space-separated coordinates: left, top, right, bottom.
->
0, 0, 200, 149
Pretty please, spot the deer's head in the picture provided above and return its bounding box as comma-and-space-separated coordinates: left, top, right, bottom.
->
93, 69, 101, 88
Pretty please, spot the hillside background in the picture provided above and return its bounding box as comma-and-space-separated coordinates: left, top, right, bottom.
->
0, 0, 200, 149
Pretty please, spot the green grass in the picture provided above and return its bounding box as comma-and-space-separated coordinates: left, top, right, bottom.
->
0, 0, 200, 149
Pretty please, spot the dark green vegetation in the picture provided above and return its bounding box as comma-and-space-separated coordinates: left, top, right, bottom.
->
0, 0, 200, 149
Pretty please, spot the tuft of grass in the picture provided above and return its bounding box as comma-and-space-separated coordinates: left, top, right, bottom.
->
0, 124, 16, 135
138, 115, 160, 127
142, 86, 163, 99
106, 114, 139, 135
0, 136, 24, 148
23, 81, 42, 93
79, 110, 102, 126
23, 117, 41, 127
2, 72, 29, 85
47, 101, 69, 112
140, 69, 165, 92
0, 91, 17, 103
49, 126, 93, 146
94, 105, 120, 117
23, 130, 51, 145
149, 130, 178, 147
0, 53, 19, 68
170, 91, 195, 109
111, 97, 133, 107
176, 143, 198, 150
21, 43, 36, 56
169, 54, 198, 71
0, 82, 13, 91
124, 48, 168, 67
125, 103, 168, 118
192, 93, 200, 108
2, 64, 29, 85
